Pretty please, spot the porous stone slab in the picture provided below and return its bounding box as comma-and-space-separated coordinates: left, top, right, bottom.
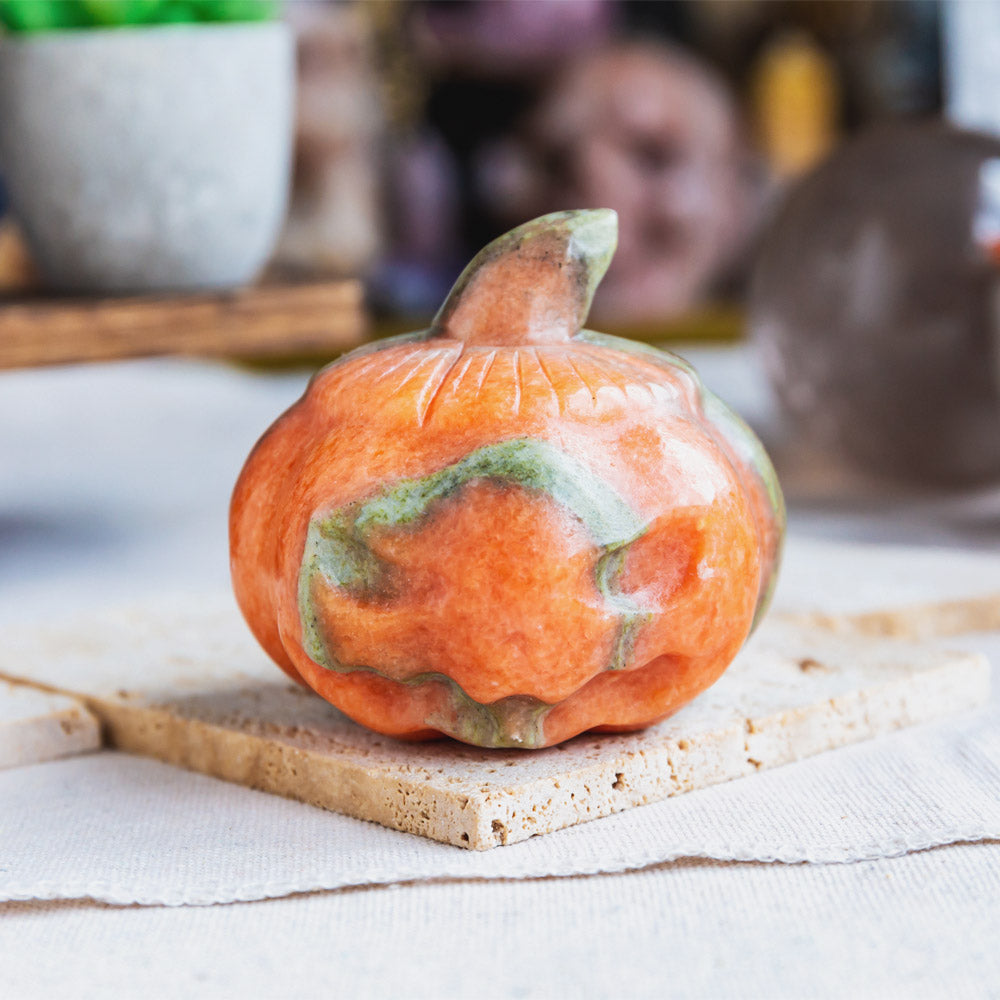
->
0, 597, 987, 849
774, 538, 1000, 638
0, 680, 100, 769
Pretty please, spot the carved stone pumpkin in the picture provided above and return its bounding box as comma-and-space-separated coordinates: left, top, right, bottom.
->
231, 210, 783, 748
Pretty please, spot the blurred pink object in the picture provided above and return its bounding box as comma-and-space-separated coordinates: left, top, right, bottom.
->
415, 0, 613, 76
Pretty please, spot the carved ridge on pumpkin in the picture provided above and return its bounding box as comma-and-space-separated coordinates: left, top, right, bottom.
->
576, 330, 785, 628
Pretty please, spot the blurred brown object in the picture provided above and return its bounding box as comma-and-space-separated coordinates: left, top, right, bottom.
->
275, 2, 384, 278
0, 219, 38, 293
0, 280, 366, 370
484, 42, 760, 326
751, 122, 1000, 486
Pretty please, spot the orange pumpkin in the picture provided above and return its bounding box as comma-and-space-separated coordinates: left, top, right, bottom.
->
230, 210, 783, 748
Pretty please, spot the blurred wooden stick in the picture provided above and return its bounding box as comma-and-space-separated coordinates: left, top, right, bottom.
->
0, 280, 368, 370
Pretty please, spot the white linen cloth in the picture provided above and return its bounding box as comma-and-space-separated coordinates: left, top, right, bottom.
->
1, 654, 998, 905
3, 844, 999, 1000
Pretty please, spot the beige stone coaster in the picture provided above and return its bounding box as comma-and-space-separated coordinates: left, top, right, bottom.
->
0, 680, 100, 770
0, 599, 989, 849
774, 538, 1000, 639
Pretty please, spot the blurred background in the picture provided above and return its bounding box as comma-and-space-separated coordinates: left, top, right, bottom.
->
0, 1, 983, 310
2, 0, 1000, 509
279, 0, 956, 329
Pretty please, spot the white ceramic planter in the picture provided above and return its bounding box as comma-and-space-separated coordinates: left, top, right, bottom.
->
0, 22, 294, 293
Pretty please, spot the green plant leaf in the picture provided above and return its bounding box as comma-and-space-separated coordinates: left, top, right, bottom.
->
79, 1, 163, 26
0, 0, 277, 31
0, 0, 88, 31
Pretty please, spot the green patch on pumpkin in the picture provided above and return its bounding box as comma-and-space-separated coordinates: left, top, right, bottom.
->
297, 437, 653, 748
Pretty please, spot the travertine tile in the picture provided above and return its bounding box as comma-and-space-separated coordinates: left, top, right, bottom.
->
0, 681, 100, 770
0, 598, 987, 848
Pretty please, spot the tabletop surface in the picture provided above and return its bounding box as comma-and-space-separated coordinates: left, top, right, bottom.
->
2, 344, 998, 999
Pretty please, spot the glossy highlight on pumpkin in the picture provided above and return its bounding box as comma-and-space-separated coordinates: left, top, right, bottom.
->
230, 209, 784, 748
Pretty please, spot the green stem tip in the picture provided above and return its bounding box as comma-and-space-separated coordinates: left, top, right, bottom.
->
432, 209, 618, 347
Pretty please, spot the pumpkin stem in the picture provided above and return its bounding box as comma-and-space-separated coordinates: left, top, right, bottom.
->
432, 209, 618, 346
